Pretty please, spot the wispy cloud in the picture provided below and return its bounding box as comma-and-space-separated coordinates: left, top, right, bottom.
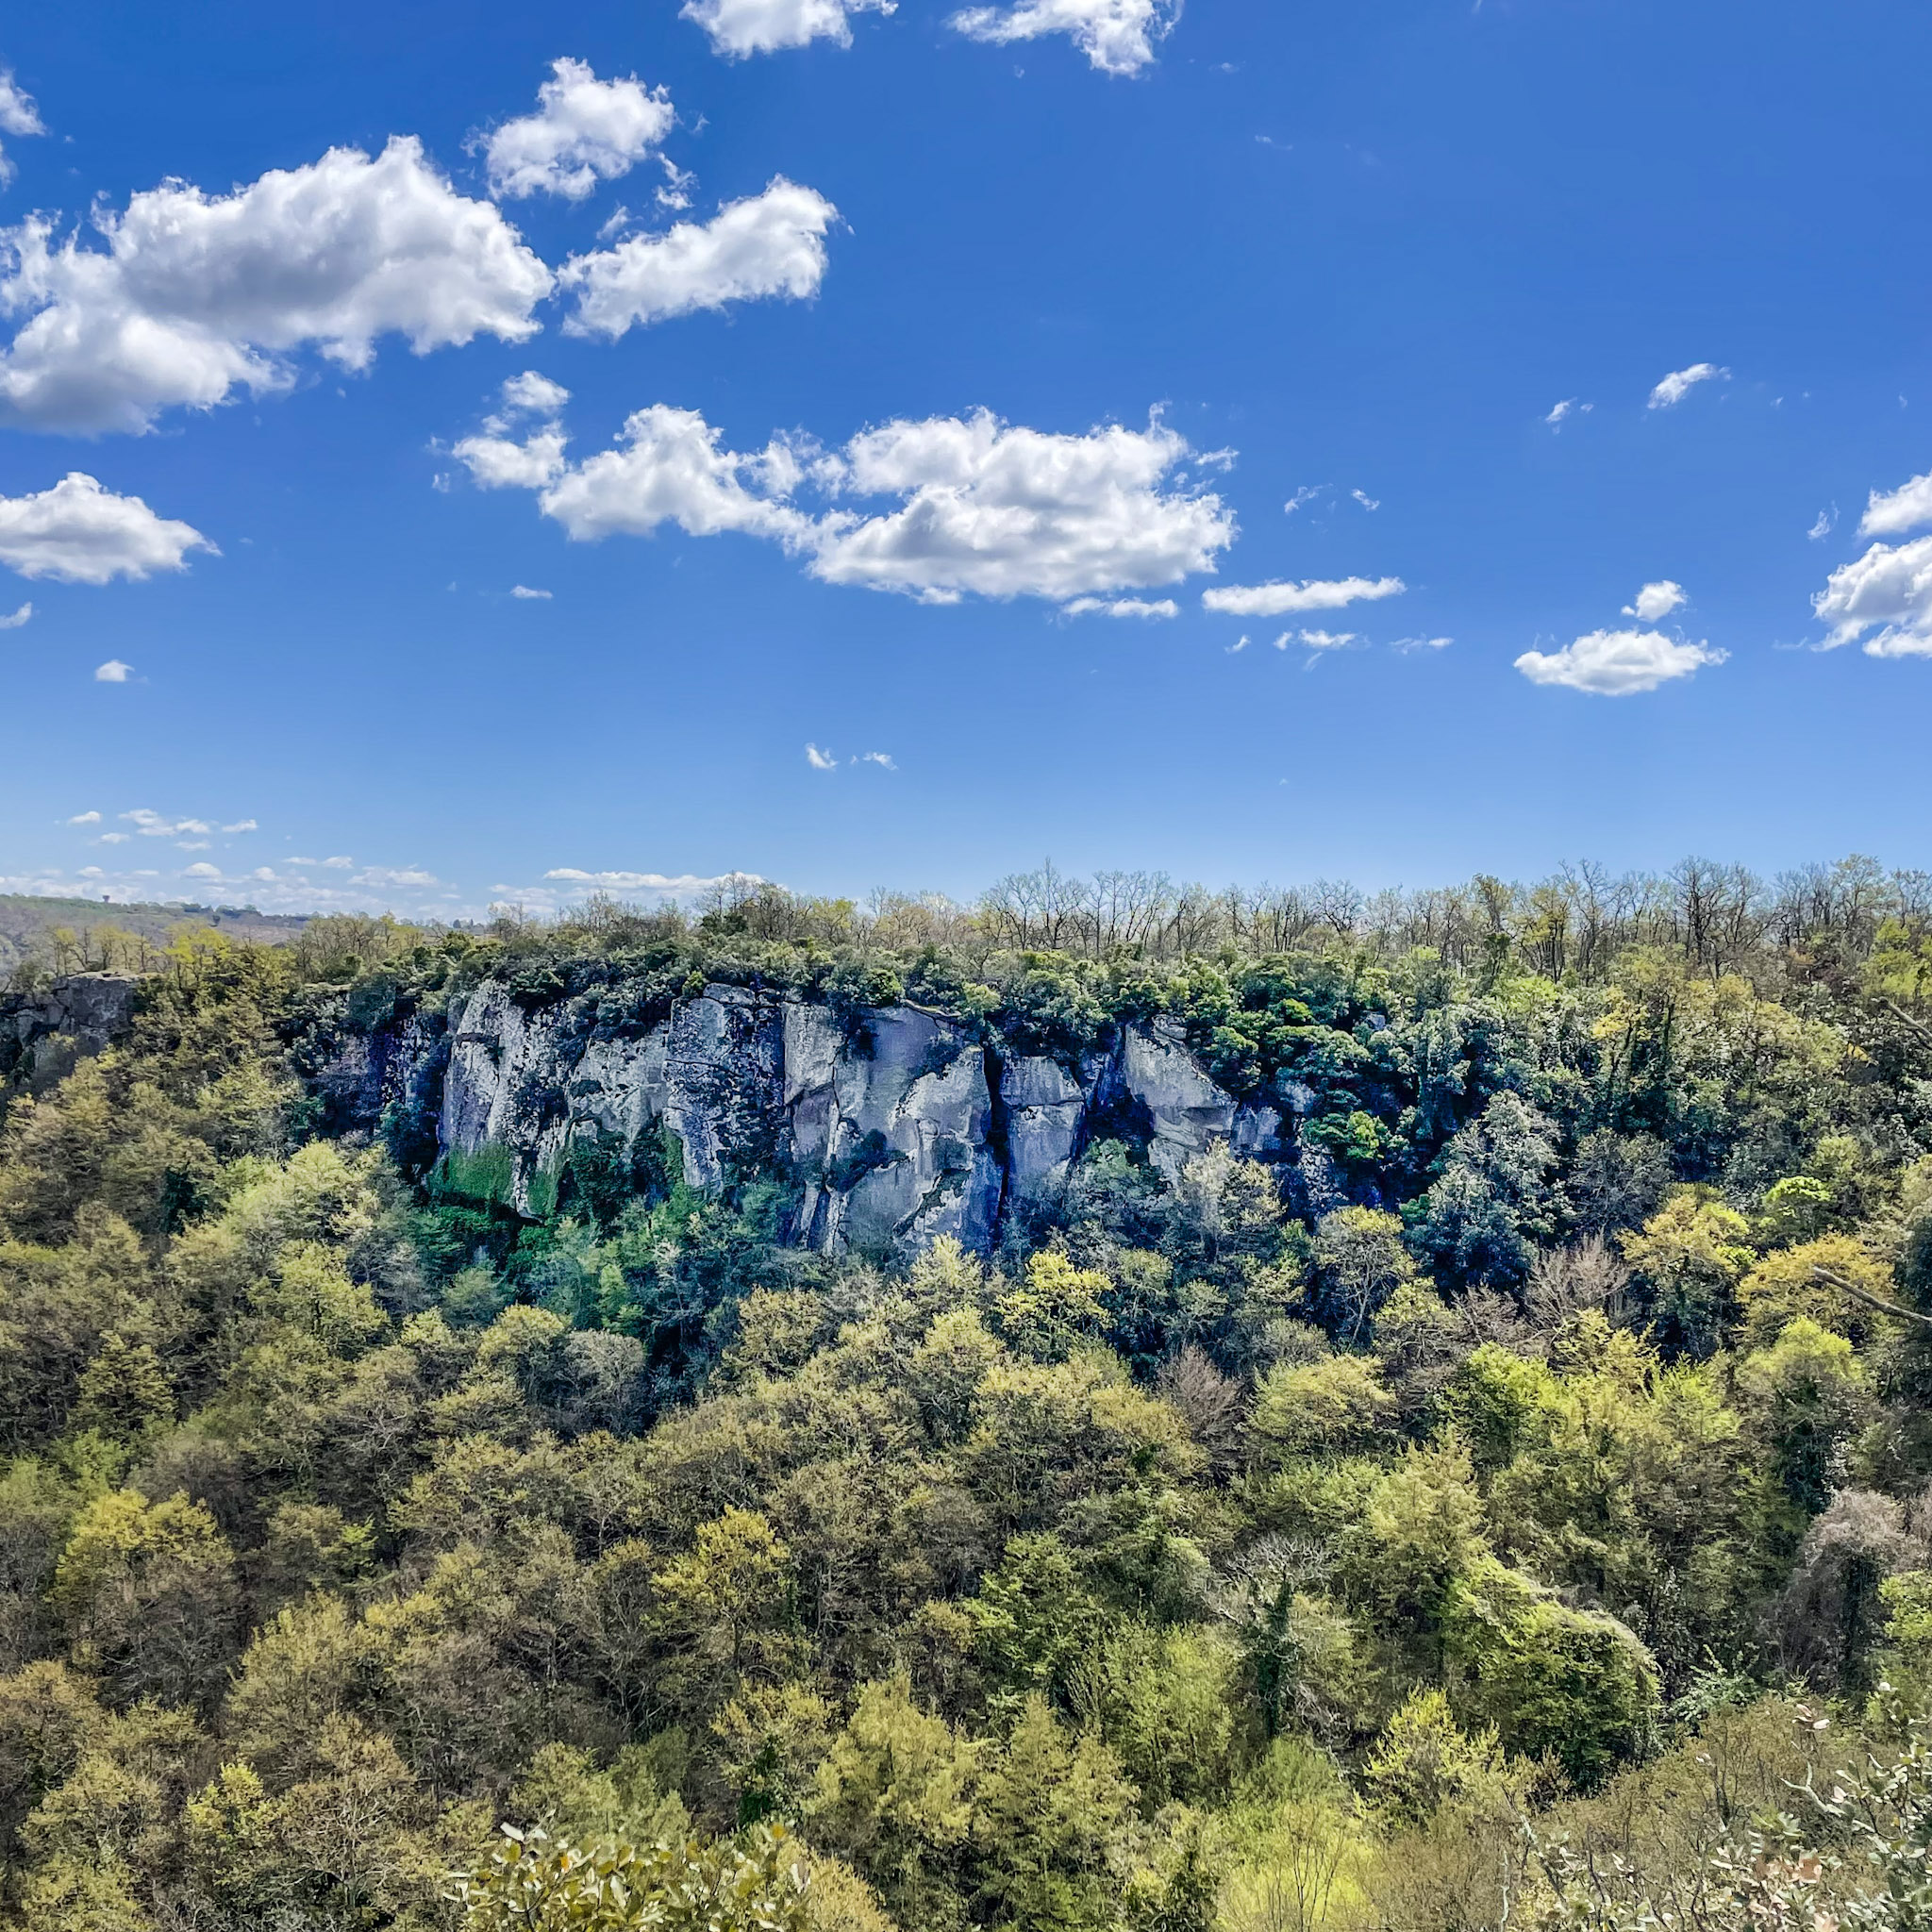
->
1545, 398, 1592, 428
1204, 575, 1404, 617
1647, 362, 1729, 409
806, 742, 838, 770
510, 583, 552, 599
1351, 489, 1379, 511
1808, 507, 1838, 541
1061, 595, 1179, 619
856, 750, 896, 769
0, 602, 30, 629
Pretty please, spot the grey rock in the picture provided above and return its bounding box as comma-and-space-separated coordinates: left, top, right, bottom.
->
1001, 1054, 1088, 1201
1120, 1019, 1240, 1179
1, 973, 139, 1088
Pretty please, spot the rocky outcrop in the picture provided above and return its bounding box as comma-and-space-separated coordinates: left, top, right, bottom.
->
377, 977, 1301, 1257
0, 974, 139, 1089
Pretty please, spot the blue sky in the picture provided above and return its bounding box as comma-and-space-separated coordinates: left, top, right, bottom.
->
1, 0, 1929, 918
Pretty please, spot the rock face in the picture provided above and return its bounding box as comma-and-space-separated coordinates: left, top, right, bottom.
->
384, 978, 1296, 1257
0, 974, 139, 1089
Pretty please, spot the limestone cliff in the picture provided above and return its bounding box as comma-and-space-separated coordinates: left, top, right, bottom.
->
376, 977, 1303, 1257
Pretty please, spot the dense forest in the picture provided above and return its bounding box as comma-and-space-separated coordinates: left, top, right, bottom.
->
6, 854, 1932, 1931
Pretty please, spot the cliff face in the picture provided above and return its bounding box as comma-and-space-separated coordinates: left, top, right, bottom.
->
391, 978, 1299, 1257
0, 974, 140, 1092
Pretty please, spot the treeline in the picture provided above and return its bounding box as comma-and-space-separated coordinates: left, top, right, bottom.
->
3, 900, 1932, 1928
486, 850, 1932, 990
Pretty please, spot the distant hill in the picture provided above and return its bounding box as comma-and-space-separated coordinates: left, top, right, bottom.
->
0, 892, 310, 975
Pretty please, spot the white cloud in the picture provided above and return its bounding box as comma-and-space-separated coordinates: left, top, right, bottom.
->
1647, 362, 1728, 410
1813, 535, 1932, 658
1351, 489, 1379, 510
0, 73, 43, 139
475, 402, 1233, 605
1226, 634, 1249, 653
1061, 594, 1178, 618
124, 809, 211, 836
806, 742, 838, 769
0, 137, 552, 434
177, 839, 211, 851
1390, 634, 1453, 651
0, 599, 28, 627
1860, 469, 1932, 540
810, 410, 1233, 601
456, 425, 570, 491
1808, 507, 1837, 541
481, 59, 674, 202
559, 178, 838, 339
99, 833, 128, 843
94, 659, 133, 682
1287, 628, 1357, 650
1546, 399, 1574, 425
1624, 579, 1686, 623
1514, 627, 1726, 694
67, 810, 100, 824
1283, 485, 1324, 515
1202, 575, 1403, 617
683, 0, 896, 58
182, 861, 222, 879
512, 404, 813, 545
0, 473, 213, 584
949, 0, 1179, 75
221, 819, 258, 833
856, 750, 896, 768
324, 856, 354, 869
0, 69, 45, 188
492, 371, 569, 423
510, 583, 552, 599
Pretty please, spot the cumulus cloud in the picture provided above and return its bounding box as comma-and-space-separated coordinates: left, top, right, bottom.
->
68, 810, 100, 824
1813, 535, 1932, 658
1860, 469, 1932, 540
1061, 595, 1179, 618
1514, 627, 1726, 694
949, 0, 1179, 75
510, 584, 552, 599
1624, 579, 1686, 623
805, 742, 838, 769
559, 179, 838, 339
481, 59, 674, 201
222, 820, 258, 833
491, 372, 570, 425
683, 0, 896, 57
0, 69, 45, 187
1285, 628, 1357, 651
1202, 575, 1403, 618
0, 473, 213, 583
93, 659, 131, 681
1647, 362, 1728, 410
811, 411, 1233, 601
0, 600, 28, 627
0, 137, 553, 434
464, 401, 1234, 604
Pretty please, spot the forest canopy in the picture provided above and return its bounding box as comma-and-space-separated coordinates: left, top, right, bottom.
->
6, 852, 1932, 1931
